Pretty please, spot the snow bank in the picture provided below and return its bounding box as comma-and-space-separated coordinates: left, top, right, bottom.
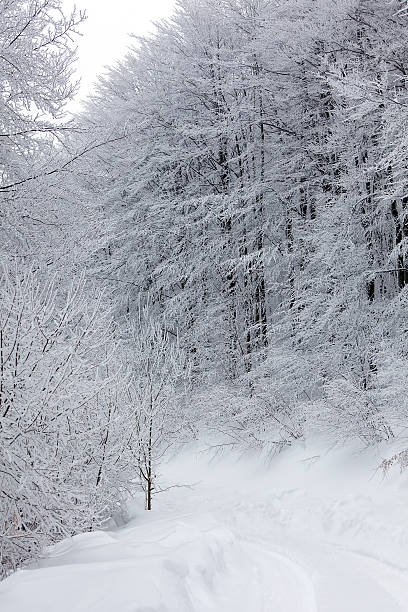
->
0, 516, 252, 612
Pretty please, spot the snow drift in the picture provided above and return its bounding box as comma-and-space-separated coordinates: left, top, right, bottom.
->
1, 438, 408, 611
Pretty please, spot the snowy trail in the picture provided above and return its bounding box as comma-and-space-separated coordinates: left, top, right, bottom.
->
240, 536, 408, 612
2, 440, 408, 611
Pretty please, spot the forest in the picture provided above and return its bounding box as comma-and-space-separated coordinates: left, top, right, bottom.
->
2, 0, 408, 579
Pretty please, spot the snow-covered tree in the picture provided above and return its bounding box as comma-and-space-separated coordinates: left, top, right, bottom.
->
123, 308, 190, 510
0, 0, 85, 262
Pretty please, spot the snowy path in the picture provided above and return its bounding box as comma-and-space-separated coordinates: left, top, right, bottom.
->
2, 441, 408, 611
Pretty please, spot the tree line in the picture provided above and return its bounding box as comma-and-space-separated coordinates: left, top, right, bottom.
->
2, 0, 408, 576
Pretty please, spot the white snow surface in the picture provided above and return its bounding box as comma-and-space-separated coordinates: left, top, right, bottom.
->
2, 437, 408, 611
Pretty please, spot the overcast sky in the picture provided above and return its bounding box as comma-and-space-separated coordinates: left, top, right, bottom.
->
64, 0, 176, 107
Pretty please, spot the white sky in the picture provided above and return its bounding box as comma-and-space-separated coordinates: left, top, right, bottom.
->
64, 0, 176, 107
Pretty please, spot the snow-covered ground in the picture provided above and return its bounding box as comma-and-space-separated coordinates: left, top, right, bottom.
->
2, 438, 408, 611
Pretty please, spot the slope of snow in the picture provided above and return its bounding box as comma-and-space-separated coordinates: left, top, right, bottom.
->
2, 437, 408, 611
